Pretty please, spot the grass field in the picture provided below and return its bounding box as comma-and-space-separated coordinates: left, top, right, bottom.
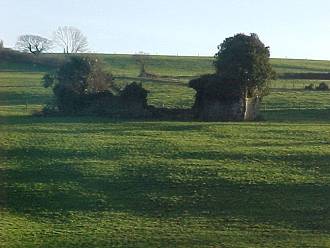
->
100, 54, 330, 77
1, 55, 330, 247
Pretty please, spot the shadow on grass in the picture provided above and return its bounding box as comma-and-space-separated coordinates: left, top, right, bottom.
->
1, 107, 330, 126
0, 115, 209, 130
1, 145, 330, 232
0, 91, 51, 106
262, 108, 330, 122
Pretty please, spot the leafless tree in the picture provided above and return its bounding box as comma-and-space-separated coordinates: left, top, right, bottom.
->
133, 51, 151, 77
53, 26, 88, 54
0, 40, 4, 49
15, 35, 52, 55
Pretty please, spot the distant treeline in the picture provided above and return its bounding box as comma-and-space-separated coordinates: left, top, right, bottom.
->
279, 73, 330, 80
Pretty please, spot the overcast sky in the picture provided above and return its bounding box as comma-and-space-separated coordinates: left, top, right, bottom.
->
1, 0, 330, 59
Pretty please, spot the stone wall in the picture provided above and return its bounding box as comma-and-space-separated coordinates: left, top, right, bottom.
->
195, 98, 245, 121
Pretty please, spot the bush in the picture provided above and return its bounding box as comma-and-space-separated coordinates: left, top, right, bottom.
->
305, 82, 329, 91
43, 57, 150, 117
304, 84, 315, 91
44, 56, 116, 114
120, 82, 149, 106
81, 84, 150, 117
316, 82, 329, 91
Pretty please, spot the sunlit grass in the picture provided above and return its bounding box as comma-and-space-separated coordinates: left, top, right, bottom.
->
1, 59, 330, 247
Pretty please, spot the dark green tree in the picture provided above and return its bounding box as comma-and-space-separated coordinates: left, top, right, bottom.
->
214, 33, 275, 98
43, 56, 115, 113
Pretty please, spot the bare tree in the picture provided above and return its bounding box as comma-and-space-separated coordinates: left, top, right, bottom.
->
15, 35, 52, 55
0, 40, 4, 49
53, 26, 88, 54
133, 51, 152, 77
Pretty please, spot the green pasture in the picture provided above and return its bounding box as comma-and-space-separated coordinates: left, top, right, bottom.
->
1, 56, 330, 247
2, 53, 330, 76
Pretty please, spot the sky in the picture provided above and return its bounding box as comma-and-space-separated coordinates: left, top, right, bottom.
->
1, 0, 330, 59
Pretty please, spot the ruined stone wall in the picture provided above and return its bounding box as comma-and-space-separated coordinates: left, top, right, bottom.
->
196, 99, 245, 121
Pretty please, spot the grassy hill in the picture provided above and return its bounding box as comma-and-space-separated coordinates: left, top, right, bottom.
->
1, 54, 330, 247
100, 54, 330, 77
2, 53, 330, 76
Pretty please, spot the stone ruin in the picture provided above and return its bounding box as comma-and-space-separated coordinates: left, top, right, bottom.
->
189, 74, 260, 121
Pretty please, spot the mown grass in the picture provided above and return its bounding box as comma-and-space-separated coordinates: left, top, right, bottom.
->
1, 117, 330, 247
1, 57, 330, 247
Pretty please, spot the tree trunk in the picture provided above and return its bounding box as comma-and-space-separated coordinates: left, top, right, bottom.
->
244, 97, 260, 121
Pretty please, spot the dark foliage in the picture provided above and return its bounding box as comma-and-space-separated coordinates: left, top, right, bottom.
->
189, 74, 245, 121
42, 74, 55, 88
43, 57, 150, 117
188, 33, 274, 121
120, 82, 149, 107
214, 33, 275, 98
81, 91, 117, 115
316, 82, 329, 91
44, 56, 116, 114
189, 74, 242, 105
304, 82, 329, 91
304, 84, 315, 91
82, 84, 150, 118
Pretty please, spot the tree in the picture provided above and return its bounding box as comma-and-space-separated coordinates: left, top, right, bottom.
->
53, 26, 88, 54
15, 35, 52, 55
189, 33, 274, 121
214, 33, 275, 99
132, 52, 150, 77
214, 33, 275, 120
0, 40, 3, 49
43, 56, 115, 113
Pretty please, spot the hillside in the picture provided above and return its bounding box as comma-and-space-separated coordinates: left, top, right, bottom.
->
1, 54, 330, 247
1, 52, 330, 77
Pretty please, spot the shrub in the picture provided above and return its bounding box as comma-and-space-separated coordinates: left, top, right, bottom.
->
81, 83, 150, 117
43, 57, 150, 117
120, 82, 149, 106
304, 83, 315, 91
316, 82, 329, 91
304, 82, 329, 91
44, 56, 116, 114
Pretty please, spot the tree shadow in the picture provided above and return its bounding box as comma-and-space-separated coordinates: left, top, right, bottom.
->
0, 115, 208, 131
0, 91, 50, 106
262, 108, 330, 122
1, 146, 330, 232
171, 149, 330, 172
